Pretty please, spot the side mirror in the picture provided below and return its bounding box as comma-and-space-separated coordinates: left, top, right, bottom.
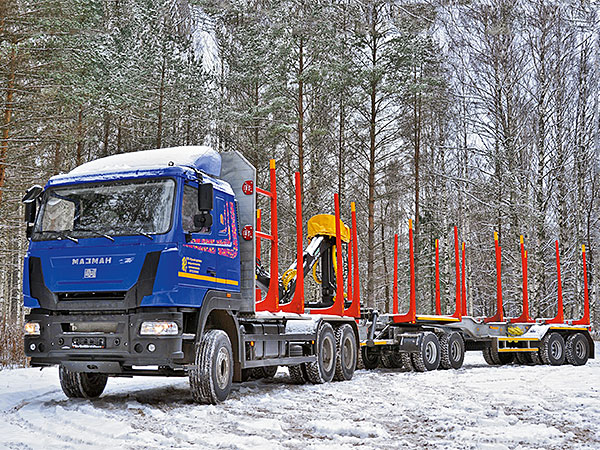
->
198, 183, 213, 211
193, 211, 213, 229
23, 185, 43, 238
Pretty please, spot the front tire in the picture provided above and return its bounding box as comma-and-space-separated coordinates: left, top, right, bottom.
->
59, 365, 108, 399
189, 329, 233, 404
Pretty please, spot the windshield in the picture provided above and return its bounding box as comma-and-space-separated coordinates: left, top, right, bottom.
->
33, 178, 176, 239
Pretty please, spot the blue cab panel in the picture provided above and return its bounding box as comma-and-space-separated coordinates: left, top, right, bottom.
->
25, 156, 240, 310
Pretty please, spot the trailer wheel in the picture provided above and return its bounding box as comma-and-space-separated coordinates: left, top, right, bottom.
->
288, 365, 307, 384
334, 324, 357, 381
440, 333, 465, 369
401, 352, 414, 371
59, 365, 108, 399
306, 323, 336, 383
189, 329, 233, 404
565, 333, 589, 366
530, 350, 542, 365
515, 352, 534, 365
540, 332, 566, 366
412, 332, 441, 372
260, 366, 278, 378
482, 347, 496, 365
381, 350, 403, 369
361, 346, 380, 370
483, 346, 514, 365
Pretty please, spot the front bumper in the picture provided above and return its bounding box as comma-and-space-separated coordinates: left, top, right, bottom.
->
25, 309, 186, 373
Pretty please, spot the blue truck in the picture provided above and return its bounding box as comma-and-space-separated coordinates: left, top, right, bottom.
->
22, 147, 360, 403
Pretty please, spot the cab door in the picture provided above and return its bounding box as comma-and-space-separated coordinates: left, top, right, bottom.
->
179, 182, 218, 289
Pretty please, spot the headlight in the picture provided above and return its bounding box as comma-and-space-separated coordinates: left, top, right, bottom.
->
24, 322, 41, 336
140, 321, 178, 336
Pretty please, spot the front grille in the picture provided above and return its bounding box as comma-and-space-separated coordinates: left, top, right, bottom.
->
58, 291, 127, 302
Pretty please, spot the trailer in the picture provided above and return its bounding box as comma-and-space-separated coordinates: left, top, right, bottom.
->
21, 146, 593, 404
359, 222, 594, 372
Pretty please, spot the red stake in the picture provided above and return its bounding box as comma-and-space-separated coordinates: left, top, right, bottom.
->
511, 235, 534, 323
345, 202, 361, 318
573, 244, 590, 325
484, 232, 503, 323
393, 220, 416, 324
393, 234, 399, 314
547, 240, 565, 324
451, 226, 462, 319
281, 172, 304, 314
256, 159, 280, 312
435, 239, 441, 315
461, 242, 467, 316
256, 209, 262, 303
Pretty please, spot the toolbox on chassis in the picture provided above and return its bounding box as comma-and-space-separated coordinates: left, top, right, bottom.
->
22, 147, 360, 403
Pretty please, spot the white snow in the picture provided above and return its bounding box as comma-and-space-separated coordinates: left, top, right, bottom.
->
66, 146, 221, 177
0, 344, 598, 449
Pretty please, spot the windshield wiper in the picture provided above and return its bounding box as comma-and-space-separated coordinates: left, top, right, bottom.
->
73, 228, 115, 242
40, 230, 79, 244
139, 231, 154, 240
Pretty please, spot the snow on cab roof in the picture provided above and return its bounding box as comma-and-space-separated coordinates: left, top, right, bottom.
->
68, 146, 221, 177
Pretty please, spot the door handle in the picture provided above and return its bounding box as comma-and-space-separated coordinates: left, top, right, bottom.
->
207, 268, 216, 277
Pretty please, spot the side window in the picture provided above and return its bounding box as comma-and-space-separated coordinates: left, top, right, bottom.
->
182, 184, 201, 233
215, 196, 228, 237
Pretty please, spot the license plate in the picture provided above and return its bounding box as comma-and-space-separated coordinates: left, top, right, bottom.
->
72, 337, 105, 349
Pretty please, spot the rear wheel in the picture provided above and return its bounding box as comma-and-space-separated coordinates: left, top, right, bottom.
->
401, 352, 414, 371
412, 332, 441, 372
333, 324, 357, 381
565, 333, 589, 366
189, 329, 233, 404
260, 366, 278, 378
288, 365, 307, 384
59, 365, 108, 399
305, 323, 336, 384
381, 350, 403, 369
515, 352, 534, 365
540, 332, 566, 366
439, 333, 465, 369
361, 346, 380, 370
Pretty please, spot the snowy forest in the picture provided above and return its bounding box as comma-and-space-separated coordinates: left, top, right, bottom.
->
1, 0, 599, 365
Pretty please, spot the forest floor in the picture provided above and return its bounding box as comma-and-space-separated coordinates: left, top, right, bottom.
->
0, 343, 598, 450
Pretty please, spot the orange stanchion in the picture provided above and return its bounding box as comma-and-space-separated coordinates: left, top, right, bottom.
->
345, 202, 361, 318
256, 159, 280, 312
511, 235, 534, 323
451, 226, 462, 319
546, 240, 565, 324
347, 231, 352, 303
461, 242, 467, 316
435, 239, 441, 315
312, 194, 345, 316
573, 244, 590, 325
255, 209, 262, 303
281, 172, 304, 314
485, 232, 503, 323
392, 234, 399, 315
393, 220, 416, 324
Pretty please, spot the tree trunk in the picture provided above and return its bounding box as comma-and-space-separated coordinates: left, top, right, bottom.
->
157, 56, 166, 148
0, 45, 16, 207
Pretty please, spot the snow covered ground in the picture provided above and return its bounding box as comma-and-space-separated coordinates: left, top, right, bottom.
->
1, 344, 599, 450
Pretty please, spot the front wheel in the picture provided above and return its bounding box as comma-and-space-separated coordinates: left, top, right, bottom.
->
189, 329, 233, 404
59, 365, 108, 399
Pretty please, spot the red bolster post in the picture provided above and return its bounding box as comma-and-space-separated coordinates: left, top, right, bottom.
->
546, 240, 565, 324
573, 244, 590, 325
484, 232, 503, 323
